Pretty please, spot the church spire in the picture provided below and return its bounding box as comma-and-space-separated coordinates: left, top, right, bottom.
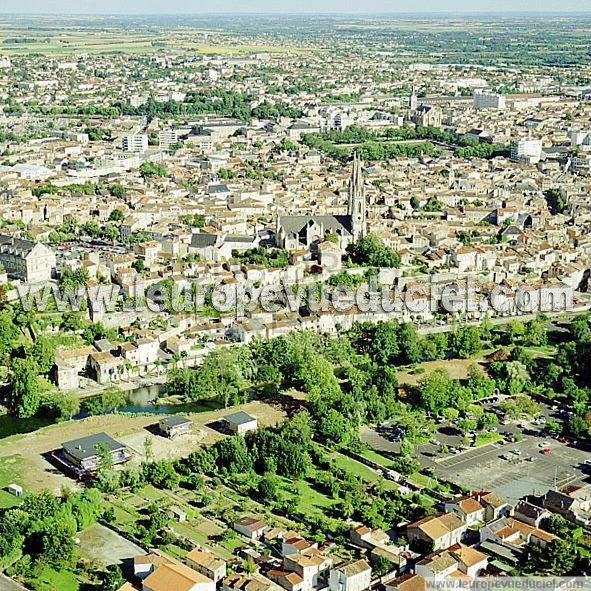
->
410, 85, 418, 111
348, 152, 366, 242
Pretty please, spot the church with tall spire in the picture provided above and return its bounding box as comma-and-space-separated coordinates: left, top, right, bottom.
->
276, 155, 367, 252
347, 152, 366, 243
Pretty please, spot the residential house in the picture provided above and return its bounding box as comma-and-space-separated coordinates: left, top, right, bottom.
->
415, 543, 487, 580
349, 525, 390, 550
186, 548, 227, 583
0, 235, 56, 283
267, 570, 305, 591
479, 517, 557, 555
406, 513, 467, 551
444, 496, 486, 525
282, 537, 317, 557
448, 544, 488, 578
328, 560, 371, 591
384, 573, 425, 591
513, 501, 552, 527
542, 485, 591, 526
60, 432, 129, 476
225, 412, 258, 435
223, 574, 281, 591
283, 550, 332, 591
234, 517, 266, 540
472, 492, 511, 522
143, 563, 216, 591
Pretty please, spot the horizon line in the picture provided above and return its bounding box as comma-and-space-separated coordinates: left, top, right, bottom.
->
2, 10, 591, 15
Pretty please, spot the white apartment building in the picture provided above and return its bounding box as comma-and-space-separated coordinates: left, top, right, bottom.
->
473, 90, 506, 110
159, 129, 179, 149
121, 133, 148, 152
510, 138, 543, 163
571, 130, 591, 149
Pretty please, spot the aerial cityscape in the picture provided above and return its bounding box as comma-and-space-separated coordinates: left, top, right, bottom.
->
0, 5, 589, 591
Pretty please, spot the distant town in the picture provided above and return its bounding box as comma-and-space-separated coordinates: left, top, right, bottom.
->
0, 12, 589, 591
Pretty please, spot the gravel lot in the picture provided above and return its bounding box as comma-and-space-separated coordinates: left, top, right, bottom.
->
77, 523, 146, 566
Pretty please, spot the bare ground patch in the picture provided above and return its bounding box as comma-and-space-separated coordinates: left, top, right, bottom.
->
0, 400, 287, 492
397, 357, 487, 387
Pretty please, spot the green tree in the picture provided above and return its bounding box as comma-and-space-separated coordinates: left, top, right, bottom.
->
30, 336, 56, 374
450, 326, 482, 358
418, 369, 452, 414
10, 357, 41, 418
524, 539, 576, 575
346, 235, 400, 268
101, 564, 125, 591
258, 472, 280, 502
101, 386, 127, 413
108, 209, 124, 222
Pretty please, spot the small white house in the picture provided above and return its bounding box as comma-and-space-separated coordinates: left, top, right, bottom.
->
224, 411, 258, 436
329, 560, 371, 591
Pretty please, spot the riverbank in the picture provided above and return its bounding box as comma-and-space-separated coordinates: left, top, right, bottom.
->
73, 374, 168, 400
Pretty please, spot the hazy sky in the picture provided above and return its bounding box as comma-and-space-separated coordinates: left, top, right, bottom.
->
0, 0, 589, 14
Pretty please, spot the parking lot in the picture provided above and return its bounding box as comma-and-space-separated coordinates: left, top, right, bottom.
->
361, 400, 591, 504
430, 435, 589, 503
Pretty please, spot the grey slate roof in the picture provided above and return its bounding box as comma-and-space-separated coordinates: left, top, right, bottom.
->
62, 432, 125, 461
225, 411, 257, 426
0, 235, 39, 256
191, 233, 218, 248
278, 214, 352, 236
160, 415, 192, 428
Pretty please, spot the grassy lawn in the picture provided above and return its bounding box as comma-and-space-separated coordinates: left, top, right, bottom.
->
330, 451, 398, 490
171, 520, 212, 548
0, 455, 25, 508
294, 478, 333, 511
356, 448, 396, 468
0, 413, 55, 441
523, 345, 555, 360
474, 432, 503, 447
24, 566, 79, 591
407, 471, 437, 489
139, 484, 168, 503
330, 452, 383, 481
103, 498, 140, 526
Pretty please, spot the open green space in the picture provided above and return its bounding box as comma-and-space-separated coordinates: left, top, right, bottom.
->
0, 455, 24, 509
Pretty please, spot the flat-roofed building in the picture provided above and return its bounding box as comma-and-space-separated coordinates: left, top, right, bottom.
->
224, 411, 258, 436
60, 432, 130, 476
159, 415, 192, 439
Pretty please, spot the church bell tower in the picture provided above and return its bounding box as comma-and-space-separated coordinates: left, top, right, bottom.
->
347, 152, 366, 242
